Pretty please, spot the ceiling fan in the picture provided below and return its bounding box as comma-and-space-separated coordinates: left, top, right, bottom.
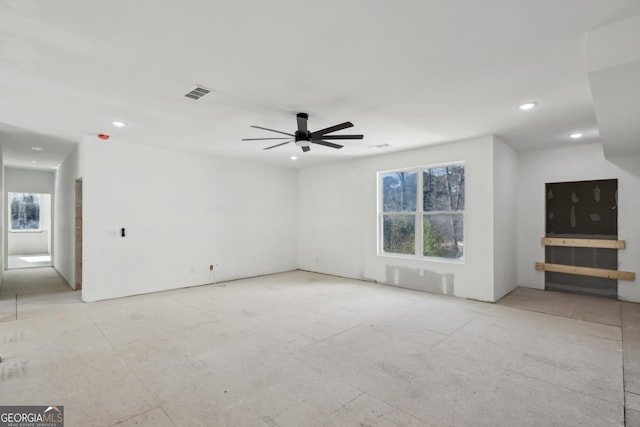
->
242, 112, 364, 152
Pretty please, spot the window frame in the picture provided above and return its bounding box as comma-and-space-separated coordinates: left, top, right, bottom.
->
9, 192, 43, 233
377, 162, 465, 263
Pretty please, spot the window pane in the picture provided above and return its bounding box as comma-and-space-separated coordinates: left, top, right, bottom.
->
10, 193, 41, 230
383, 215, 415, 254
423, 214, 463, 258
423, 165, 465, 212
382, 171, 417, 212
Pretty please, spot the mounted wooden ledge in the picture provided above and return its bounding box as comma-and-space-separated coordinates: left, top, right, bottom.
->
541, 237, 625, 249
535, 262, 635, 281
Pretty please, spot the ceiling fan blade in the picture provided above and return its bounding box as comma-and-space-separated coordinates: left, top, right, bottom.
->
301, 146, 311, 152
297, 113, 308, 133
263, 140, 293, 150
250, 125, 295, 137
315, 134, 364, 140
310, 121, 353, 138
312, 140, 343, 149
242, 137, 292, 141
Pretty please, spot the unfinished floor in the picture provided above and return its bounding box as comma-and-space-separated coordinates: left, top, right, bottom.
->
0, 268, 639, 427
7, 254, 52, 269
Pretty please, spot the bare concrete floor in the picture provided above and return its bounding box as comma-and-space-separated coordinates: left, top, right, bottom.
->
0, 268, 638, 426
499, 287, 640, 426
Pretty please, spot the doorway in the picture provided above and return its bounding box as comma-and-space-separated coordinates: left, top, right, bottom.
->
545, 179, 618, 298
7, 192, 52, 269
75, 179, 82, 289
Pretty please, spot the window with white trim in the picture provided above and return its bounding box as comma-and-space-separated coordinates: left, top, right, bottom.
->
9, 192, 41, 231
379, 163, 465, 260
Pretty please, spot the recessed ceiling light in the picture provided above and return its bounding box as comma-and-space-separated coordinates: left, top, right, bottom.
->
112, 121, 126, 127
31, 146, 44, 151
570, 132, 584, 139
290, 156, 298, 160
519, 102, 537, 111
31, 160, 38, 164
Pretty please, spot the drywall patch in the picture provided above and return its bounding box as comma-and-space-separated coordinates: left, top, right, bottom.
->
384, 265, 454, 295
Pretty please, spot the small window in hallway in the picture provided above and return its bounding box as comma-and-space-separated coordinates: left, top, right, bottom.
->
10, 192, 41, 231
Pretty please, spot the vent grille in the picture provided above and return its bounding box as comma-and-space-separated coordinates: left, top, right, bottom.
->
184, 85, 212, 100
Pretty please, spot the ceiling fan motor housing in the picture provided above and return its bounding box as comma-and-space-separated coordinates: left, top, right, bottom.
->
295, 130, 310, 142
295, 112, 310, 144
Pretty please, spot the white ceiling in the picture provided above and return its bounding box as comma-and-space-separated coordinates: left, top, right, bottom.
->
1, 0, 640, 170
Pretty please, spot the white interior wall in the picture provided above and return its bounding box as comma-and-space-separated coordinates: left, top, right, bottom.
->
4, 167, 55, 193
80, 140, 298, 302
46, 136, 640, 304
53, 146, 80, 289
517, 142, 640, 302
493, 138, 518, 301
298, 136, 498, 302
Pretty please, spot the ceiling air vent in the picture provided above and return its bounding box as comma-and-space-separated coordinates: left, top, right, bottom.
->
184, 85, 212, 100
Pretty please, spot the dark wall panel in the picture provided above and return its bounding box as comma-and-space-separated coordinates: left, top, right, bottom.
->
545, 179, 618, 298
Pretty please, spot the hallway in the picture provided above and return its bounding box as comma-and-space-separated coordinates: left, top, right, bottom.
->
0, 267, 79, 322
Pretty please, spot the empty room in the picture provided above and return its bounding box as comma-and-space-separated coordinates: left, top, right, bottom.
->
1, 1, 640, 426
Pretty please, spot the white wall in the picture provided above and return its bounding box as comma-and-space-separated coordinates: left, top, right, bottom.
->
4, 167, 55, 194
298, 136, 500, 302
48, 135, 638, 305
493, 138, 518, 300
517, 143, 640, 302
80, 140, 298, 302
8, 232, 49, 255
53, 146, 80, 289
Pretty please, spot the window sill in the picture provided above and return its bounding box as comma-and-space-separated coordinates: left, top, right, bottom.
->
9, 230, 43, 234
378, 251, 465, 265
